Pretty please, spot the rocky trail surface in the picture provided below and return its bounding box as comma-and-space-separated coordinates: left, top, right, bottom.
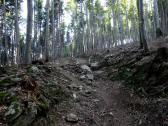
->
32, 41, 168, 126
1, 41, 168, 126
31, 58, 135, 126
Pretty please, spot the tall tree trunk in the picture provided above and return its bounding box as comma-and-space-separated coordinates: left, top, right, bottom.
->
25, 0, 33, 64
137, 0, 149, 51
15, 0, 20, 65
33, 0, 38, 60
3, 0, 9, 65
119, 12, 124, 45
153, 0, 160, 36
44, 0, 50, 61
51, 0, 55, 61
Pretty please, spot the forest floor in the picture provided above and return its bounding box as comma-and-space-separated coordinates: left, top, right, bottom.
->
41, 58, 135, 126
1, 38, 168, 126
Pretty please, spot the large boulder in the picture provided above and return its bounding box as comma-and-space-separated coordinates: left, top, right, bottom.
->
90, 62, 100, 70
86, 74, 94, 81
81, 65, 92, 73
120, 47, 168, 97
66, 113, 78, 123
29, 66, 40, 73
154, 47, 168, 63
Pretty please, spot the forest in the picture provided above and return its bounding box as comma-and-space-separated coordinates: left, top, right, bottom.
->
0, 0, 168, 126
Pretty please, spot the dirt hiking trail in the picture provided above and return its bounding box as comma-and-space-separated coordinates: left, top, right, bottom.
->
34, 58, 135, 126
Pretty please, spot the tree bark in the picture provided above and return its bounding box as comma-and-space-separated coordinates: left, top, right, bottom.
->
51, 0, 55, 61
25, 0, 33, 64
15, 0, 20, 65
137, 0, 149, 52
44, 0, 50, 61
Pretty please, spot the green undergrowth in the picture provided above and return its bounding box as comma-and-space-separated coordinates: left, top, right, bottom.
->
112, 64, 168, 97
0, 79, 14, 86
112, 67, 146, 96
0, 91, 19, 105
0, 65, 70, 126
